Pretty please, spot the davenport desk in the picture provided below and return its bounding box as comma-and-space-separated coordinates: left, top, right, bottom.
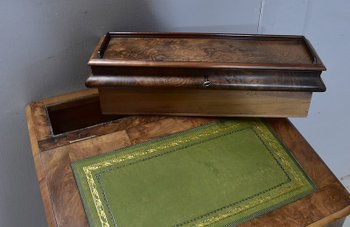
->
26, 89, 350, 226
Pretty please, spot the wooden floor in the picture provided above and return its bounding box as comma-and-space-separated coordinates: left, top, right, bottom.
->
26, 89, 350, 227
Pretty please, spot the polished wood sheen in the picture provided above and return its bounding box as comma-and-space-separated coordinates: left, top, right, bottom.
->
86, 32, 326, 117
99, 88, 312, 117
86, 70, 325, 92
89, 32, 326, 70
104, 37, 312, 64
25, 89, 349, 227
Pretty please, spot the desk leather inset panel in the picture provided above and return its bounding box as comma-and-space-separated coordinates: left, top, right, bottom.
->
72, 120, 316, 227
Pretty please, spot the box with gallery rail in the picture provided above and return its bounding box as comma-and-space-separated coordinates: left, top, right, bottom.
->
86, 32, 326, 117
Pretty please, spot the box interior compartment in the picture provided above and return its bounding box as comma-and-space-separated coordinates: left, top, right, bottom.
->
47, 95, 122, 135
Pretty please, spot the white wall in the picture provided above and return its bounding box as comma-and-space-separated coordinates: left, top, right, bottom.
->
0, 0, 349, 226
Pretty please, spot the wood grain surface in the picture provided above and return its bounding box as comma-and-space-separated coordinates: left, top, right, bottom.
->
104, 37, 312, 64
86, 71, 326, 92
89, 33, 326, 71
86, 33, 326, 118
99, 88, 312, 117
25, 89, 349, 227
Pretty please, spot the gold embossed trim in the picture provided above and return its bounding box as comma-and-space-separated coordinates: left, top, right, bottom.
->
177, 122, 310, 226
83, 121, 242, 227
78, 120, 314, 227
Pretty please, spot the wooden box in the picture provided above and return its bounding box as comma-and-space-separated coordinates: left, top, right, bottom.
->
86, 32, 326, 117
26, 89, 349, 227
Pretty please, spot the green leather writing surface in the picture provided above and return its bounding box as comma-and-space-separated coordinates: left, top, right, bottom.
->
72, 120, 316, 227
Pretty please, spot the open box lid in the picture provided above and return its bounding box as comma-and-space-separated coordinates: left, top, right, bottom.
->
86, 32, 326, 92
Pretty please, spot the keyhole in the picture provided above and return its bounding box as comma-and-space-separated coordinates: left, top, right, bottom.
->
203, 76, 211, 87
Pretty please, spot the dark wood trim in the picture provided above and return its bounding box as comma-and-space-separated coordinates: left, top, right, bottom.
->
108, 31, 307, 39
97, 33, 111, 58
86, 71, 326, 92
303, 36, 326, 68
89, 60, 326, 71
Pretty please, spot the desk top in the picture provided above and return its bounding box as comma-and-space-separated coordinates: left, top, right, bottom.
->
26, 89, 349, 227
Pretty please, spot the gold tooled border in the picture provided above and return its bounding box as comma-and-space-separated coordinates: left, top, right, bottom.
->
82, 121, 308, 227
180, 123, 307, 226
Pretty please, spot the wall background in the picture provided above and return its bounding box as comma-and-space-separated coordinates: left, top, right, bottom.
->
0, 0, 349, 226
